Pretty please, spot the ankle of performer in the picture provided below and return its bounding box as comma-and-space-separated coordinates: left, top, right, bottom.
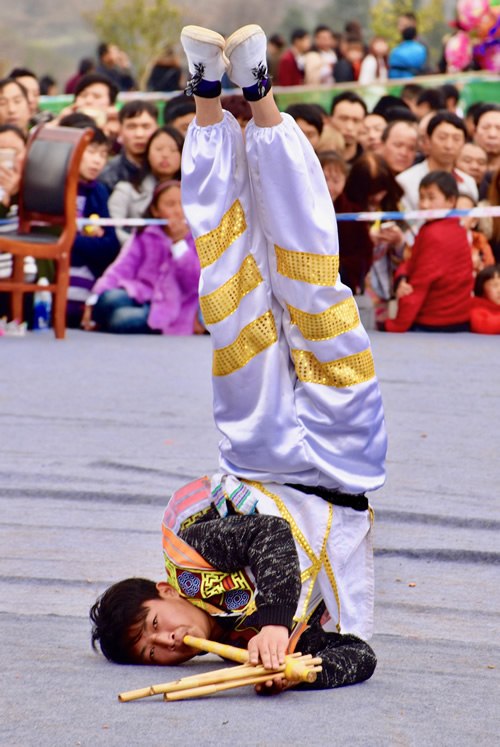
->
242, 76, 271, 102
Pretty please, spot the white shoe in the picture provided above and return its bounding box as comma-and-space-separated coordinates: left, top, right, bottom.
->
225, 25, 270, 95
180, 25, 228, 95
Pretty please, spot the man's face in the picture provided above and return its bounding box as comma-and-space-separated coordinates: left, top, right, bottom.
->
456, 143, 488, 185
331, 101, 365, 147
120, 112, 158, 158
381, 122, 418, 173
294, 35, 311, 55
428, 122, 465, 169
170, 112, 195, 136
359, 114, 386, 152
474, 111, 500, 158
0, 82, 31, 132
75, 83, 111, 111
16, 76, 39, 116
295, 117, 321, 150
130, 583, 215, 665
315, 30, 334, 52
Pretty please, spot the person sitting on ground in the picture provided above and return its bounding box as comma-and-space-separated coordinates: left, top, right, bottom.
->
396, 111, 478, 211
99, 100, 158, 194
455, 194, 494, 274
61, 122, 120, 328
109, 125, 184, 245
380, 120, 418, 175
0, 78, 31, 135
388, 25, 427, 79
285, 103, 323, 151
162, 94, 196, 136
277, 28, 311, 86
470, 264, 500, 334
330, 91, 367, 164
90, 23, 386, 691
84, 180, 200, 335
385, 171, 473, 333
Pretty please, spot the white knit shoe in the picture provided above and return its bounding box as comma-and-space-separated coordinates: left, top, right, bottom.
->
225, 25, 271, 99
180, 25, 228, 97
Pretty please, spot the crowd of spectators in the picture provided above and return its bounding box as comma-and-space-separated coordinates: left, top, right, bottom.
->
1, 15, 499, 336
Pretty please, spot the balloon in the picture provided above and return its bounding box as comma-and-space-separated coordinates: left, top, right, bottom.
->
445, 31, 473, 70
457, 0, 491, 30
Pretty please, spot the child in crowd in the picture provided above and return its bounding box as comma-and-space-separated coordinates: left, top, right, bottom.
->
90, 24, 386, 692
109, 125, 184, 245
456, 194, 495, 275
83, 180, 200, 335
470, 264, 500, 334
66, 125, 120, 328
385, 171, 473, 333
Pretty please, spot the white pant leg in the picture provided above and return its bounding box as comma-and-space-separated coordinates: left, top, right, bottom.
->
245, 114, 387, 493
182, 111, 313, 479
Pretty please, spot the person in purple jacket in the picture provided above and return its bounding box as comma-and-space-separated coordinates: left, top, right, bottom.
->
83, 180, 202, 335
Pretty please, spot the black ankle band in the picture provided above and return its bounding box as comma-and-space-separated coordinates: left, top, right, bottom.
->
242, 77, 271, 102
185, 79, 222, 98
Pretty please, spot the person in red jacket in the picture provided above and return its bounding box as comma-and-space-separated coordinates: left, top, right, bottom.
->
276, 29, 311, 86
470, 264, 500, 334
385, 170, 473, 332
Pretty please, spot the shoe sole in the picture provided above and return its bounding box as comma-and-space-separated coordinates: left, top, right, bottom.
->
181, 25, 226, 51
225, 24, 265, 59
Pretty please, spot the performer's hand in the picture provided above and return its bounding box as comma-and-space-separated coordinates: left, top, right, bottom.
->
247, 625, 289, 670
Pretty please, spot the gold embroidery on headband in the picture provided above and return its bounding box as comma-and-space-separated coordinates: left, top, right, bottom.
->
200, 255, 263, 325
275, 245, 339, 285
195, 200, 247, 268
292, 348, 375, 388
213, 311, 277, 377
287, 297, 359, 341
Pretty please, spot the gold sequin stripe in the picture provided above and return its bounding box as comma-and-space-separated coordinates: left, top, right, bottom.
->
287, 297, 360, 341
195, 199, 247, 268
275, 245, 339, 286
212, 310, 278, 377
247, 481, 342, 632
292, 348, 375, 388
199, 255, 263, 325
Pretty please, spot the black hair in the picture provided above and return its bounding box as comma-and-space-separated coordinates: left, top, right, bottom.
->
131, 124, 183, 188
381, 119, 418, 143
78, 58, 95, 76
474, 264, 500, 297
419, 170, 459, 199
331, 90, 367, 116
291, 28, 309, 43
97, 42, 110, 59
416, 88, 446, 112
318, 149, 349, 176
39, 75, 56, 95
118, 99, 158, 124
402, 27, 417, 41
0, 77, 29, 100
285, 103, 324, 135
385, 106, 418, 123
74, 73, 119, 105
474, 103, 500, 127
59, 112, 97, 129
9, 67, 38, 81
373, 94, 409, 119
466, 101, 484, 120
314, 24, 333, 35
268, 33, 286, 49
440, 83, 459, 104
163, 94, 196, 125
0, 123, 27, 143
220, 94, 252, 122
427, 111, 467, 139
90, 578, 161, 664
401, 83, 424, 101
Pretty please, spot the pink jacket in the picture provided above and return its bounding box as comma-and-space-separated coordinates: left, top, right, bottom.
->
93, 225, 200, 335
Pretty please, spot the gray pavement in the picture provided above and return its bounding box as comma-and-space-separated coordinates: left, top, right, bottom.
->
1, 329, 499, 747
